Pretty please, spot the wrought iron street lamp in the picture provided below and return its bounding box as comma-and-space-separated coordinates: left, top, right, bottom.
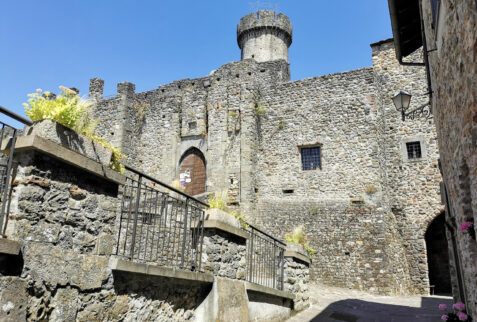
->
392, 90, 432, 121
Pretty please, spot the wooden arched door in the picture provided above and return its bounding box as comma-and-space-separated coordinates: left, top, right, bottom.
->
179, 148, 206, 195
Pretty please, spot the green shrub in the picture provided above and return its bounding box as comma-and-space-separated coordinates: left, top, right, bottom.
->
256, 103, 266, 116
285, 226, 316, 257
208, 191, 249, 229
208, 191, 227, 210
23, 87, 125, 173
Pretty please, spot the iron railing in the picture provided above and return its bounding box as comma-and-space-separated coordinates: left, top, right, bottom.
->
115, 165, 207, 272
0, 106, 32, 236
245, 224, 286, 290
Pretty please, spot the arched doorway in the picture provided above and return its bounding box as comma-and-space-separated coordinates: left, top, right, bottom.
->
179, 148, 206, 195
425, 212, 452, 294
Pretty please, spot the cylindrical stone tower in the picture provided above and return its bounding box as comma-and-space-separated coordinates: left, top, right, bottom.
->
237, 10, 293, 63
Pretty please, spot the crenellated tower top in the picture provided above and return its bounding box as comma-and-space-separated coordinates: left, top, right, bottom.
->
237, 10, 293, 63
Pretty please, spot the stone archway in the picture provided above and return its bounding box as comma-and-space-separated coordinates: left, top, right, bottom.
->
179, 148, 206, 196
425, 212, 452, 294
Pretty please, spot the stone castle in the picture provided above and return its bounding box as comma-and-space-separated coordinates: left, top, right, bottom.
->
89, 11, 446, 296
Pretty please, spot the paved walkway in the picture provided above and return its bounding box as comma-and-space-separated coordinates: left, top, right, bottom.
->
287, 284, 453, 322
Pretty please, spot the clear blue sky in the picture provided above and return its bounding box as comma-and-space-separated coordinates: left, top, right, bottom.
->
0, 0, 392, 123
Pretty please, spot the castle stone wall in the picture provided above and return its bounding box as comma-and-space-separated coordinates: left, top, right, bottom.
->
90, 14, 443, 296
420, 0, 477, 316
371, 41, 443, 294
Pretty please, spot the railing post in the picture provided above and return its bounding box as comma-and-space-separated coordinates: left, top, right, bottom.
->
273, 240, 276, 289
129, 175, 142, 259
0, 130, 16, 236
198, 208, 205, 271
180, 197, 189, 269
280, 248, 284, 291
248, 228, 255, 283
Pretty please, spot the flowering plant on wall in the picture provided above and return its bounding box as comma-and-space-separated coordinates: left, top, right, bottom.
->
439, 302, 472, 321
459, 221, 475, 240
23, 87, 125, 173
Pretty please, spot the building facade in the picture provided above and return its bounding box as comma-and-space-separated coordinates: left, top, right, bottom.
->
388, 0, 477, 317
90, 10, 447, 296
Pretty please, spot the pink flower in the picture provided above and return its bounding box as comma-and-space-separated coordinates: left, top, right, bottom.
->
441, 314, 448, 321
457, 312, 468, 321
459, 222, 473, 231
439, 304, 447, 310
453, 302, 466, 311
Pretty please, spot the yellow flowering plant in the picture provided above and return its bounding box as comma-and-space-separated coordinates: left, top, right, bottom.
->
23, 87, 125, 173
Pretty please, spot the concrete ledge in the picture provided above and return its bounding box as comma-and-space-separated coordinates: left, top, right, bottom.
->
284, 250, 311, 265
110, 258, 214, 283
245, 282, 294, 300
0, 238, 21, 255
203, 220, 250, 240
2, 135, 125, 185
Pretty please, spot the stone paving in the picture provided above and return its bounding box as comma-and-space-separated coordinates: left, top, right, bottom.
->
287, 283, 453, 322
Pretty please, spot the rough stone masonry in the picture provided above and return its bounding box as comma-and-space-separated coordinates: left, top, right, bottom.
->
90, 10, 444, 296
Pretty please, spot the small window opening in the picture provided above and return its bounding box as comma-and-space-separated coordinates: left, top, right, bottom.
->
188, 122, 197, 130
282, 189, 294, 194
301, 146, 322, 170
251, 54, 255, 58
142, 213, 154, 225
260, 69, 266, 73
254, 188, 258, 193
161, 89, 165, 93
344, 252, 350, 256
236, 74, 239, 78
230, 178, 234, 184
248, 72, 252, 76
216, 78, 221, 82
406, 141, 422, 159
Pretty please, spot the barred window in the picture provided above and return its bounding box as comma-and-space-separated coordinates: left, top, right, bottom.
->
406, 141, 422, 159
301, 146, 321, 170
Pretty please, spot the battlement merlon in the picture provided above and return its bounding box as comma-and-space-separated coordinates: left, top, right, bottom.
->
237, 11, 293, 48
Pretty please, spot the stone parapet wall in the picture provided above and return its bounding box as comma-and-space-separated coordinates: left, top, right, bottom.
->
283, 258, 310, 311
202, 229, 247, 280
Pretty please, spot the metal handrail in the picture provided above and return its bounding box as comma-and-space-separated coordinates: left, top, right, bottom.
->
0, 105, 32, 126
245, 223, 286, 246
124, 165, 209, 208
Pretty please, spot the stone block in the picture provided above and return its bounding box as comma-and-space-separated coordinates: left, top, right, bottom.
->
25, 119, 112, 166
49, 287, 80, 321
23, 243, 109, 290
0, 277, 27, 322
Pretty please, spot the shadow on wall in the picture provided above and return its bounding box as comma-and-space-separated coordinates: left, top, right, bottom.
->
307, 297, 453, 322
113, 271, 212, 314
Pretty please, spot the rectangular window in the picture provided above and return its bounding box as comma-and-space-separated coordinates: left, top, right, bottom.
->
406, 141, 422, 159
301, 146, 321, 170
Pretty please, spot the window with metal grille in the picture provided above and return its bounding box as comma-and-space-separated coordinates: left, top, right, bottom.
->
301, 146, 321, 170
406, 141, 422, 159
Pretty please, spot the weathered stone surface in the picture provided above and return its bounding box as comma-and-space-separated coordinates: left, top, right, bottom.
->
202, 229, 247, 280
418, 0, 477, 317
23, 243, 109, 290
25, 119, 112, 166
49, 287, 80, 321
0, 277, 27, 322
